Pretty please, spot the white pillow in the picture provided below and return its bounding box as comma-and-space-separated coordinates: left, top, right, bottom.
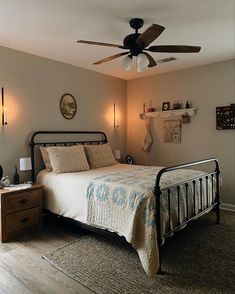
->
85, 144, 117, 169
40, 146, 52, 171
48, 145, 89, 173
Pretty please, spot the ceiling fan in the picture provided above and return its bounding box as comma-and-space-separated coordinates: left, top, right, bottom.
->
77, 18, 201, 72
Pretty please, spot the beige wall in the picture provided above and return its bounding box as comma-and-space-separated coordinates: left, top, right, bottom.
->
1, 45, 234, 205
127, 59, 235, 205
0, 46, 127, 180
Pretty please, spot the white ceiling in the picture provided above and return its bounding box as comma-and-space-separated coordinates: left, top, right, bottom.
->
0, 0, 234, 80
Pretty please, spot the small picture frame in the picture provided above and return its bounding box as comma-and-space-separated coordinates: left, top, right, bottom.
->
125, 155, 134, 165
60, 93, 77, 120
162, 102, 170, 111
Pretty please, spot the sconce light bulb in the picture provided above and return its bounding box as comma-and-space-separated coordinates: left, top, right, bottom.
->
4, 107, 7, 125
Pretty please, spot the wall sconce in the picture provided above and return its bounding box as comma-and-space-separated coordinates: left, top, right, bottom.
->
1, 87, 8, 125
113, 102, 119, 128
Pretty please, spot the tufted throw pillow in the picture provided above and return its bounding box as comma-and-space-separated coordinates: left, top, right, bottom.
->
48, 145, 89, 173
85, 144, 117, 169
40, 146, 53, 171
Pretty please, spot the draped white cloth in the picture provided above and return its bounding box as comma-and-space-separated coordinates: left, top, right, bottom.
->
142, 118, 153, 152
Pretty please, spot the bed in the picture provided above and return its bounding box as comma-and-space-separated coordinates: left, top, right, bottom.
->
30, 131, 221, 277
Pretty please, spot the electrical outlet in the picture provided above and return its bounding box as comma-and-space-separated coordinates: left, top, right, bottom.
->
219, 177, 223, 186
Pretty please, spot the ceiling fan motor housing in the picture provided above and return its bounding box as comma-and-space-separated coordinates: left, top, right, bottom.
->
124, 18, 145, 56
123, 33, 143, 56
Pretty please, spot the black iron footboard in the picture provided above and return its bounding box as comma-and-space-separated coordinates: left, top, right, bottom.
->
153, 158, 220, 273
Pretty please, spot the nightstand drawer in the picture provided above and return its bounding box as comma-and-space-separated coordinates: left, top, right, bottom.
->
6, 190, 41, 213
6, 207, 40, 234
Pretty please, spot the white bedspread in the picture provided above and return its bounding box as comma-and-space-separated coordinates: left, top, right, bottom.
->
37, 164, 213, 277
37, 164, 142, 224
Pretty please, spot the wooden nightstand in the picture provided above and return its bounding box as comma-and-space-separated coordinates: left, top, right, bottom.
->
0, 184, 43, 242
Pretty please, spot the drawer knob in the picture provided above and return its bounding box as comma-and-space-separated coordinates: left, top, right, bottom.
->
20, 217, 29, 224
19, 199, 28, 205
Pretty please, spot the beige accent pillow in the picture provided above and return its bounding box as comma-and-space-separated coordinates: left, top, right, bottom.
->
85, 144, 117, 169
40, 146, 52, 171
48, 145, 89, 174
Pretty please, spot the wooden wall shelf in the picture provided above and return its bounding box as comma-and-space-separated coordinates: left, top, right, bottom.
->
139, 108, 196, 120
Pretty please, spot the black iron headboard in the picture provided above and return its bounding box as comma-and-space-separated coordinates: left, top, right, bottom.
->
30, 131, 108, 181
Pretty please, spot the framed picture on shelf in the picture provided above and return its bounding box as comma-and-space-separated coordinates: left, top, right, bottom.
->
162, 102, 170, 111
125, 155, 134, 165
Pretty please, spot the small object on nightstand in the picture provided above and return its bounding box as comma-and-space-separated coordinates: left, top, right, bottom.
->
0, 184, 43, 242
1, 176, 11, 187
13, 165, 20, 184
4, 183, 32, 191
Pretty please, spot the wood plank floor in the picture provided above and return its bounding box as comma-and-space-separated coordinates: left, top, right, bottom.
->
0, 218, 94, 294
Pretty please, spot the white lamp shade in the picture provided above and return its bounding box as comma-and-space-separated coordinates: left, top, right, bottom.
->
114, 150, 121, 160
122, 55, 132, 71
20, 157, 32, 171
136, 53, 149, 72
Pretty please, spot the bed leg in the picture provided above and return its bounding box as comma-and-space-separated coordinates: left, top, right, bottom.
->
216, 203, 221, 224
157, 238, 166, 275
157, 253, 166, 275
157, 244, 163, 274
215, 160, 221, 224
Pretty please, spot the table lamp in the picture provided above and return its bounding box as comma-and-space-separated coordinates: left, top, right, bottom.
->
20, 157, 32, 183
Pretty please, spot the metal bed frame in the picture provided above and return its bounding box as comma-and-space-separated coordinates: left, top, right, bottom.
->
30, 131, 221, 274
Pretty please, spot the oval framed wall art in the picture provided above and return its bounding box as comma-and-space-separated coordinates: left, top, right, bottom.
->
60, 93, 77, 120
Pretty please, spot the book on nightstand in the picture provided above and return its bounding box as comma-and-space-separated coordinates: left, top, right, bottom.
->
4, 183, 32, 191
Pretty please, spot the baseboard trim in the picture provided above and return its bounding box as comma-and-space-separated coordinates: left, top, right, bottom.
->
221, 203, 235, 212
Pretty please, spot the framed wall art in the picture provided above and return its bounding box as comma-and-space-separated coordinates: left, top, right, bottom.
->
216, 104, 235, 130
164, 119, 181, 143
60, 93, 77, 120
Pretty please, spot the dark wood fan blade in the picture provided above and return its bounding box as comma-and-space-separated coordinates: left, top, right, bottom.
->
93, 52, 129, 65
143, 52, 157, 68
77, 40, 125, 49
147, 45, 201, 53
136, 24, 165, 48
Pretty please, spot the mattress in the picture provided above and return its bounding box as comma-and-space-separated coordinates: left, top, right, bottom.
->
37, 163, 211, 229
37, 164, 140, 223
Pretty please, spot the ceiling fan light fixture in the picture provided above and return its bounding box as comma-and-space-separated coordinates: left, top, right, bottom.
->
136, 53, 149, 72
122, 55, 132, 71
77, 18, 201, 72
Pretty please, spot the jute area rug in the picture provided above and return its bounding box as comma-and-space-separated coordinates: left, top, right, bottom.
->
43, 211, 235, 294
